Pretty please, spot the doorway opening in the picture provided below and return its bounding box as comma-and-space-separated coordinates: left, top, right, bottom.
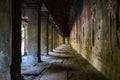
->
65, 37, 69, 44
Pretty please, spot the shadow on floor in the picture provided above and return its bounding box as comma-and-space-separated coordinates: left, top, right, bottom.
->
21, 44, 109, 80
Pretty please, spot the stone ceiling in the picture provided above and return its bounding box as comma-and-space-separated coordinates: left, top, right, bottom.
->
43, 0, 70, 36
44, 0, 83, 36
22, 0, 83, 36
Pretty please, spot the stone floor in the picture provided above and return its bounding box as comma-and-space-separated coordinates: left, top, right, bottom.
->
21, 44, 109, 80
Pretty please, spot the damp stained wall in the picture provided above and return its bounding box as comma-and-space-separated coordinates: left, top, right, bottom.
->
70, 0, 120, 80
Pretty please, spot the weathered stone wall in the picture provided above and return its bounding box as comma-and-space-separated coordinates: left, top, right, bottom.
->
0, 0, 12, 80
70, 0, 120, 80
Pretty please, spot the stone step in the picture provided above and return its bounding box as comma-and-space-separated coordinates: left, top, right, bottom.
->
21, 67, 45, 76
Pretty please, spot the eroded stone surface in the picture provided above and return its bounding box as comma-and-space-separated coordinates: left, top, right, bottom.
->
69, 0, 120, 80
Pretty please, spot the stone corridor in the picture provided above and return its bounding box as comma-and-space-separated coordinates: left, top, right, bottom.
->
21, 45, 108, 80
0, 0, 120, 80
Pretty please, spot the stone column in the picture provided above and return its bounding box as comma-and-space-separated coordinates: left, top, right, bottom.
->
37, 3, 42, 62
41, 11, 49, 56
53, 24, 56, 49
54, 26, 57, 48
24, 5, 38, 66
48, 19, 53, 51
51, 22, 54, 51
55, 27, 58, 48
47, 16, 49, 55
11, 0, 21, 80
58, 29, 63, 45
0, 0, 12, 80
56, 29, 59, 46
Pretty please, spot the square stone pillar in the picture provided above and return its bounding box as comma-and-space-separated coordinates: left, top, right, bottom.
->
11, 0, 22, 80
41, 11, 49, 56
23, 5, 39, 66
54, 26, 58, 48
37, 3, 42, 62
48, 18, 54, 51
52, 24, 56, 49
0, 0, 12, 80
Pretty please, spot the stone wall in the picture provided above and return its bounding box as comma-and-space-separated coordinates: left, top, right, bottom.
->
0, 0, 12, 80
70, 0, 120, 80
